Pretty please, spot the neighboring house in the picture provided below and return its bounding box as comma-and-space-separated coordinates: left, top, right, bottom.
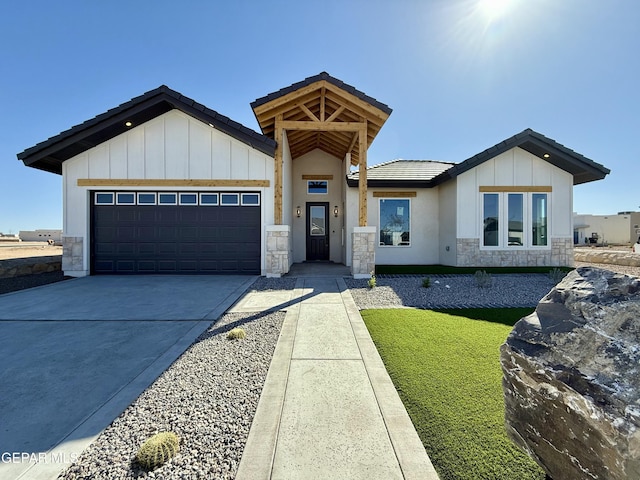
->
17, 72, 610, 278
573, 212, 640, 245
19, 229, 62, 243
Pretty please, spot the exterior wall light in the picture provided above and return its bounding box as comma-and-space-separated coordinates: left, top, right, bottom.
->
296, 206, 301, 217
333, 205, 339, 217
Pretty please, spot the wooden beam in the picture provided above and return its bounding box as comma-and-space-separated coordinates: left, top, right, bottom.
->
373, 191, 417, 197
358, 123, 368, 226
346, 132, 358, 154
77, 179, 270, 187
325, 105, 346, 123
323, 84, 390, 123
302, 174, 334, 180
278, 120, 365, 132
300, 104, 319, 122
479, 186, 553, 192
320, 87, 326, 121
252, 82, 323, 116
274, 115, 283, 224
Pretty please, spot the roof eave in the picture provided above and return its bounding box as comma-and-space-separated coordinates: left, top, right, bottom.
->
18, 86, 275, 174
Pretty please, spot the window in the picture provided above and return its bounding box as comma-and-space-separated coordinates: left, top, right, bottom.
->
116, 192, 135, 205
95, 192, 114, 205
379, 198, 410, 246
241, 193, 260, 205
531, 193, 548, 246
137, 193, 156, 205
481, 192, 549, 248
508, 194, 524, 246
158, 193, 177, 205
200, 193, 219, 205
483, 194, 499, 247
307, 180, 328, 194
179, 193, 198, 205
309, 206, 326, 235
221, 193, 239, 205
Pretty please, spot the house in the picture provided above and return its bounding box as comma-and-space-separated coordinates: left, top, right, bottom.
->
17, 72, 610, 278
573, 211, 640, 245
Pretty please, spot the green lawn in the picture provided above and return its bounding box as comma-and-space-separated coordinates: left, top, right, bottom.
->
362, 308, 545, 480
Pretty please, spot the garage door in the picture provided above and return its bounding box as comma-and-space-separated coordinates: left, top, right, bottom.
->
91, 191, 261, 274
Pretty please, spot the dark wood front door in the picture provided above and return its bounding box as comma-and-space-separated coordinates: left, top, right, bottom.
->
306, 202, 330, 261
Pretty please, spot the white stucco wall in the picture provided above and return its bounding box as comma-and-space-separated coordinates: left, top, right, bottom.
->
438, 180, 457, 266
345, 186, 440, 266
574, 212, 640, 245
456, 147, 573, 239
291, 149, 344, 264
62, 109, 275, 275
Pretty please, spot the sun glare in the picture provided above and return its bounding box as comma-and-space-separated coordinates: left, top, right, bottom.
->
478, 0, 513, 21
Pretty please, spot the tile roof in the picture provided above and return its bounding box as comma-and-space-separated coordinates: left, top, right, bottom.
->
250, 71, 392, 116
18, 85, 276, 174
348, 129, 610, 188
347, 160, 455, 187
431, 128, 610, 186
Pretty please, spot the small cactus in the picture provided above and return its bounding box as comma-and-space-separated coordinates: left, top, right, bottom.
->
135, 431, 179, 471
227, 327, 246, 340
422, 278, 431, 288
368, 270, 377, 289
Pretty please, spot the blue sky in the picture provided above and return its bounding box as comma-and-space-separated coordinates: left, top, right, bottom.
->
1, 0, 638, 233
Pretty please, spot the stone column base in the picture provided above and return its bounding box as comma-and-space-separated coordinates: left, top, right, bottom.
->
265, 225, 290, 277
62, 236, 87, 277
351, 226, 376, 279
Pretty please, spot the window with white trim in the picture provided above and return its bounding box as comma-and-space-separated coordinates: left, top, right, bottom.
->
116, 192, 135, 205
158, 193, 177, 205
95, 192, 114, 205
379, 198, 410, 246
481, 192, 548, 248
200, 193, 219, 205
221, 193, 239, 205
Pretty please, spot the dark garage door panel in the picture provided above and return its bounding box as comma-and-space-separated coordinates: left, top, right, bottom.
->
92, 205, 260, 274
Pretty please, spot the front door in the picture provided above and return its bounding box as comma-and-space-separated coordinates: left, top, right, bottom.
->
306, 202, 330, 261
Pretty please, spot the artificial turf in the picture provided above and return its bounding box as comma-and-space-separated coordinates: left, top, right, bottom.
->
362, 308, 545, 480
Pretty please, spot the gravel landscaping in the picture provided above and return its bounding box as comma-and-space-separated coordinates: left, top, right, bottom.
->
59, 277, 295, 480
0, 261, 633, 479
345, 273, 564, 309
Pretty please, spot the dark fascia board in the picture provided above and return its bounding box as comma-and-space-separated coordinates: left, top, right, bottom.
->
431, 128, 610, 187
250, 72, 393, 116
345, 177, 441, 188
17, 85, 276, 175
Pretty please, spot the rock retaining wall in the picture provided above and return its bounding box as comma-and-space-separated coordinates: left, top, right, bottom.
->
0, 256, 62, 279
575, 248, 640, 267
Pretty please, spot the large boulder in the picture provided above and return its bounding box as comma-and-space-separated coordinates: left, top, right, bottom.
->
501, 267, 640, 480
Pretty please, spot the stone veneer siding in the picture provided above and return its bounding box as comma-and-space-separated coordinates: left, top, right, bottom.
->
265, 226, 290, 277
352, 227, 376, 278
62, 236, 85, 275
456, 238, 574, 267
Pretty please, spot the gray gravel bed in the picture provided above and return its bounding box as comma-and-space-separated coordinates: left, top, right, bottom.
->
345, 274, 561, 309
59, 277, 295, 480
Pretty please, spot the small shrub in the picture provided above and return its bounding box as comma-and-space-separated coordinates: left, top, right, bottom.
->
227, 327, 246, 340
422, 278, 431, 288
548, 268, 566, 283
368, 271, 377, 289
474, 270, 492, 288
135, 431, 179, 471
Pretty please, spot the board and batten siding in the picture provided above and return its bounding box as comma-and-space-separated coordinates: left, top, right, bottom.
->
62, 109, 275, 275
456, 147, 573, 239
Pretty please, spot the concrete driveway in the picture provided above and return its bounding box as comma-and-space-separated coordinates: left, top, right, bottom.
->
0, 275, 255, 480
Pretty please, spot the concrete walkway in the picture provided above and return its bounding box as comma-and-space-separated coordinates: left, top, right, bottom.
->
236, 277, 439, 480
